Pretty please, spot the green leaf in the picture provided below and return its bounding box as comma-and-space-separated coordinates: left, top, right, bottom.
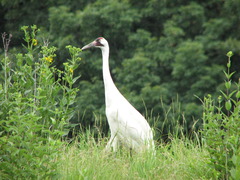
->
50, 117, 56, 124
236, 91, 240, 98
229, 72, 236, 79
231, 99, 237, 106
229, 90, 237, 98
223, 71, 235, 79
225, 81, 231, 89
72, 75, 81, 84
230, 168, 236, 179
220, 90, 228, 100
227, 61, 231, 68
225, 100, 232, 111
226, 51, 233, 58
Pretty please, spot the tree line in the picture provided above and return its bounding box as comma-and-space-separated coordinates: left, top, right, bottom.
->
1, 0, 240, 139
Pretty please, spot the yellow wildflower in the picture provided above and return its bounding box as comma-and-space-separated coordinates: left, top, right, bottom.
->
70, 68, 73, 74
45, 56, 53, 63
32, 39, 38, 46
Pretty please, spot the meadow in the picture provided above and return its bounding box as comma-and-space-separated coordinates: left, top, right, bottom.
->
0, 26, 239, 180
56, 134, 215, 180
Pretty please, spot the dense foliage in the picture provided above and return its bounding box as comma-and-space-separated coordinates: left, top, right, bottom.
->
1, 0, 240, 137
1, 1, 240, 179
0, 26, 81, 178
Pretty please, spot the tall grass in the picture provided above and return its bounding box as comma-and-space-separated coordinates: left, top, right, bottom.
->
56, 132, 216, 180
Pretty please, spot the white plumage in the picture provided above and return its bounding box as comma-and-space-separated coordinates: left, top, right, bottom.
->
82, 37, 154, 152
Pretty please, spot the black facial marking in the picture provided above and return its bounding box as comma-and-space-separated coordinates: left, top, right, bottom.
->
95, 38, 104, 47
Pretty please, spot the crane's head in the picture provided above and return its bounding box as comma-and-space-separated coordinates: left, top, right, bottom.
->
81, 37, 108, 50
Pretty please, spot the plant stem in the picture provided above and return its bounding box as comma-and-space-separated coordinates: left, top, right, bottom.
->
2, 32, 12, 100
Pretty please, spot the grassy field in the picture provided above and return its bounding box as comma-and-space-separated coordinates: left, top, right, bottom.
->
56, 135, 216, 180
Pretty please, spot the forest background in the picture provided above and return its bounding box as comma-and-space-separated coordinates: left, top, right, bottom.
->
1, 0, 240, 139
1, 0, 240, 179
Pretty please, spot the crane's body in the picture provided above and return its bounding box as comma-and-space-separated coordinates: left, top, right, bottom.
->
82, 37, 154, 152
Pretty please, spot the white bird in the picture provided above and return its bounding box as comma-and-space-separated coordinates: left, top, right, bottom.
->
82, 37, 155, 153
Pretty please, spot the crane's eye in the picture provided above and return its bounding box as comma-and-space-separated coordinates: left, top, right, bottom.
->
95, 39, 104, 47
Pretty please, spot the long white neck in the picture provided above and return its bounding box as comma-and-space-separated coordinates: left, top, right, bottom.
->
101, 45, 119, 105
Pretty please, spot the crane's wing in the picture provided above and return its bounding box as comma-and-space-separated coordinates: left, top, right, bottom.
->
106, 95, 153, 149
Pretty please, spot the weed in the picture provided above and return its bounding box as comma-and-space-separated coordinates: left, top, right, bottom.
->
202, 51, 240, 179
0, 26, 81, 178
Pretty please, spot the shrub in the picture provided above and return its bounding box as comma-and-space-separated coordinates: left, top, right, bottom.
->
202, 51, 240, 179
0, 25, 81, 178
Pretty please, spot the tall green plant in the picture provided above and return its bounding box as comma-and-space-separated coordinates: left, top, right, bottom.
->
0, 25, 81, 178
202, 51, 240, 179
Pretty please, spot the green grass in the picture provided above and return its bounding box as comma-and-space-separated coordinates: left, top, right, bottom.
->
56, 134, 216, 180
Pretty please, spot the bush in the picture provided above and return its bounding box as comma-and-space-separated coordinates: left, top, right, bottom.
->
0, 25, 81, 178
202, 51, 240, 179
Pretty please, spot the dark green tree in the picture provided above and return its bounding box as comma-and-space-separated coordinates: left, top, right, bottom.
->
1, 0, 240, 139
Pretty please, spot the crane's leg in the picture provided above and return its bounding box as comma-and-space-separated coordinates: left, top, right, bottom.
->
105, 134, 118, 152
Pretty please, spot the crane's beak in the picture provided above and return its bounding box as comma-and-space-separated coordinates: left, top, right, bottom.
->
81, 41, 96, 51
